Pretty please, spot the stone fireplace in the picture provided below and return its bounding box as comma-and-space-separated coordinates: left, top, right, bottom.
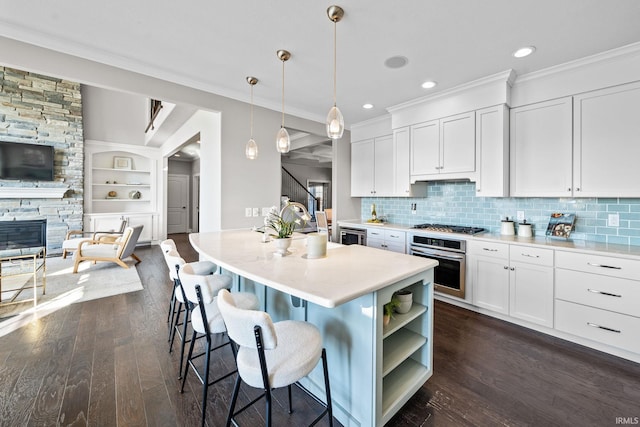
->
0, 67, 84, 255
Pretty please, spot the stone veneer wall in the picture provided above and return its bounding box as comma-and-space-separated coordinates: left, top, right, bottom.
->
362, 181, 640, 247
0, 67, 84, 255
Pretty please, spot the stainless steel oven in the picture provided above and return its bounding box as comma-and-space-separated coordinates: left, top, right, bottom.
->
409, 234, 466, 299
340, 227, 367, 246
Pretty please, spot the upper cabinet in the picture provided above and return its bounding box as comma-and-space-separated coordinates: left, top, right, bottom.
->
475, 105, 509, 197
573, 81, 640, 197
510, 80, 640, 198
410, 112, 476, 181
351, 135, 393, 197
510, 97, 573, 197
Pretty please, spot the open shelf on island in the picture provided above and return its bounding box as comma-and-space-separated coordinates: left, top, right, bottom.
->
383, 302, 427, 338
382, 358, 430, 425
383, 329, 427, 377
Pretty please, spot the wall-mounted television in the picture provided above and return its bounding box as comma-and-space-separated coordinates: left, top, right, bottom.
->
0, 141, 55, 181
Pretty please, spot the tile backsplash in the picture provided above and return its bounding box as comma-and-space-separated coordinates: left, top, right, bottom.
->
362, 181, 640, 247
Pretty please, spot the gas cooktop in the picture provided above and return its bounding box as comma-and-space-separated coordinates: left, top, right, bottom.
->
412, 223, 485, 235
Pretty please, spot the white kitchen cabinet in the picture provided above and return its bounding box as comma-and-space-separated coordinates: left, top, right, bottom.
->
508, 245, 554, 328
350, 139, 375, 197
468, 241, 510, 314
393, 127, 427, 197
469, 241, 554, 327
475, 105, 509, 197
366, 228, 406, 254
410, 112, 476, 181
510, 97, 573, 197
350, 135, 394, 197
573, 81, 640, 197
555, 250, 640, 354
410, 120, 439, 176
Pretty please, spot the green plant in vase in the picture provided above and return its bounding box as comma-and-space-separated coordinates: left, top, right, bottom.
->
383, 296, 401, 326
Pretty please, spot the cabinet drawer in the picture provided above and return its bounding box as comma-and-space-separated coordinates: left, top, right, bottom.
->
385, 242, 406, 254
555, 299, 640, 354
384, 230, 406, 243
367, 238, 385, 250
556, 269, 640, 317
367, 228, 385, 240
468, 240, 509, 259
555, 251, 640, 281
509, 245, 553, 267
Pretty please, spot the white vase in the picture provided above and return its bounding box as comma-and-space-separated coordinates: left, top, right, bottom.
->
274, 237, 292, 256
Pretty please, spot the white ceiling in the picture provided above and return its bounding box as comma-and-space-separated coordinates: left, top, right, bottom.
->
1, 1, 639, 127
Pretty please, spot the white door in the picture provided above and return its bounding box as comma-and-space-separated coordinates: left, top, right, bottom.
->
168, 174, 189, 234
350, 139, 375, 197
192, 174, 200, 233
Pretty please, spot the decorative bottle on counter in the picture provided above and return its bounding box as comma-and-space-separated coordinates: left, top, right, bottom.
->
371, 203, 377, 221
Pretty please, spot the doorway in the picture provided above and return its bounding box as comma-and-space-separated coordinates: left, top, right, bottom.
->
167, 174, 189, 233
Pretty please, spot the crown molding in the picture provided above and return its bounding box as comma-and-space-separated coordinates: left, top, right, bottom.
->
387, 69, 515, 114
515, 41, 640, 84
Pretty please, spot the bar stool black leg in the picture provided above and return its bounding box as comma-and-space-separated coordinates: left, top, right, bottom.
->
322, 348, 333, 427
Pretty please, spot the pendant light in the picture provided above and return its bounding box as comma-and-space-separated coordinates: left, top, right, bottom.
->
276, 49, 291, 154
245, 76, 259, 160
326, 5, 344, 140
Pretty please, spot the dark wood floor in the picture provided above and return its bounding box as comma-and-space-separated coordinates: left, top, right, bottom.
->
1, 234, 639, 426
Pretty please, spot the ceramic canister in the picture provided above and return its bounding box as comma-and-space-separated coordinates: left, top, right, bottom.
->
518, 221, 533, 237
501, 218, 515, 236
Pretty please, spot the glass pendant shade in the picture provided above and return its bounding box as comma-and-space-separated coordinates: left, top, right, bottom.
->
276, 126, 290, 153
326, 105, 344, 139
245, 138, 258, 159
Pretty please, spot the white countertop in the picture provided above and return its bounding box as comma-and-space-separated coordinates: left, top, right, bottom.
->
189, 229, 438, 308
337, 219, 640, 260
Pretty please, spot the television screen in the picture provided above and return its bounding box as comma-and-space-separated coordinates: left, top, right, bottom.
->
0, 141, 55, 181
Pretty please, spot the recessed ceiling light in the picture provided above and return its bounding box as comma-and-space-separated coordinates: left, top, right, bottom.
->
384, 56, 409, 69
421, 80, 437, 89
513, 46, 536, 58
362, 103, 374, 109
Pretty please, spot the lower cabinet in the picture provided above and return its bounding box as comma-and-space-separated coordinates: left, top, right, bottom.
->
85, 212, 158, 243
555, 250, 640, 354
469, 241, 510, 314
367, 228, 406, 253
469, 241, 554, 327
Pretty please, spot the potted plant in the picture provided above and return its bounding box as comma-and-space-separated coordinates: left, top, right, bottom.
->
394, 289, 413, 314
383, 296, 400, 326
264, 203, 311, 255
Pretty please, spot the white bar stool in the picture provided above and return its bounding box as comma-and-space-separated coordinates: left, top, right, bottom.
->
163, 250, 218, 379
217, 288, 333, 427
179, 264, 259, 427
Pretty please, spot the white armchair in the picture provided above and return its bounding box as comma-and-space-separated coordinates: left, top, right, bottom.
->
72, 225, 143, 273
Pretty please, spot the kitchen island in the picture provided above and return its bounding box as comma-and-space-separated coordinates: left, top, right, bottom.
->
190, 229, 437, 427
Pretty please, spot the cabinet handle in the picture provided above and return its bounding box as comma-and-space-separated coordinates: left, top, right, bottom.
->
503, 266, 509, 269
476, 188, 481, 192
521, 253, 540, 258
510, 267, 515, 271
587, 322, 621, 334
482, 248, 498, 252
389, 234, 399, 238
587, 288, 622, 298
575, 188, 581, 192
567, 188, 571, 192
587, 262, 622, 270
